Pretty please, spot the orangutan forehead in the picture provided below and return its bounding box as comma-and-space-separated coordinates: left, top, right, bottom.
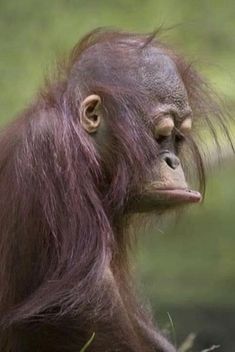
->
138, 47, 190, 112
72, 42, 191, 115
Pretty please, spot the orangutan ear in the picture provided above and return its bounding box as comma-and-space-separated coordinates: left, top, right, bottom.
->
80, 94, 102, 134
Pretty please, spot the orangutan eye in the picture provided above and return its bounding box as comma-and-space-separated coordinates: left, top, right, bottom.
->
175, 133, 185, 144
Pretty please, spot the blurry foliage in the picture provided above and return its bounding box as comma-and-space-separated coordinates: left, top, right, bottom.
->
0, 0, 235, 350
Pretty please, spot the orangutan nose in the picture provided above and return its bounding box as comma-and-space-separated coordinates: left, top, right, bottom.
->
162, 152, 180, 170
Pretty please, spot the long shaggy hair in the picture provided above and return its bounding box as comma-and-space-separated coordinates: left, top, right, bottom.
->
0, 28, 231, 352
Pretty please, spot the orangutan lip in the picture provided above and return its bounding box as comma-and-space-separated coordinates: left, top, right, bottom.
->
153, 188, 202, 203
129, 188, 202, 213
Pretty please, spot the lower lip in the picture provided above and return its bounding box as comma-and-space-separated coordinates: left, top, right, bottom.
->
153, 189, 202, 204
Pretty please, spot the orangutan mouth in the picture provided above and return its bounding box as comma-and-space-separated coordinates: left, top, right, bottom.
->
153, 188, 202, 204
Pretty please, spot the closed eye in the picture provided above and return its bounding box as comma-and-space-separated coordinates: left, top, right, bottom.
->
175, 133, 185, 153
156, 135, 169, 144
175, 133, 185, 144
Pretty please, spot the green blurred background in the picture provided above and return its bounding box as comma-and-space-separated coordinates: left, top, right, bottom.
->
0, 0, 235, 350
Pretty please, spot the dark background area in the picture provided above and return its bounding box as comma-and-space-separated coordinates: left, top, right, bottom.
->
0, 1, 235, 351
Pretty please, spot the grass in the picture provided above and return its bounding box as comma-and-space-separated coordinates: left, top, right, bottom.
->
80, 333, 95, 352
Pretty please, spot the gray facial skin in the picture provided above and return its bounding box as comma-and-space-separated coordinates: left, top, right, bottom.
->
139, 47, 192, 120
131, 48, 200, 208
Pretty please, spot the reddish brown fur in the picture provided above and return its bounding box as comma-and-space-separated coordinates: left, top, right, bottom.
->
0, 29, 231, 352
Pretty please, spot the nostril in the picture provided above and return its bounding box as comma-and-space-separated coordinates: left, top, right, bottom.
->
164, 155, 180, 170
